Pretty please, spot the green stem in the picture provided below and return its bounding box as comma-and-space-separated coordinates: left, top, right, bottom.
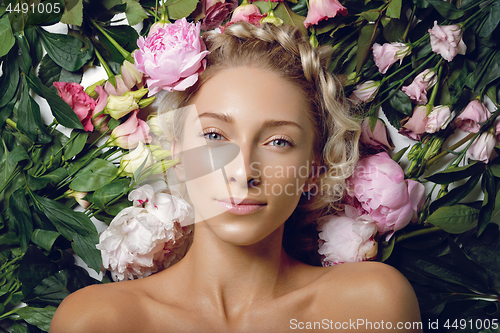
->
396, 226, 442, 242
94, 47, 116, 88
402, 4, 416, 42
91, 19, 134, 63
424, 132, 475, 167
426, 62, 443, 115
5, 118, 17, 129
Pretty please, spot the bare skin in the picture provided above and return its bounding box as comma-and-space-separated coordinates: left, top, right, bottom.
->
50, 67, 422, 333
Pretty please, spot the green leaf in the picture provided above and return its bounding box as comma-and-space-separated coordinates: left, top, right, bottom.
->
0, 13, 15, 58
356, 23, 380, 74
392, 146, 409, 163
70, 158, 118, 192
25, 271, 70, 306
64, 130, 89, 160
105, 199, 132, 215
93, 178, 130, 209
25, 26, 44, 68
382, 18, 406, 42
30, 194, 101, 273
18, 246, 59, 297
27, 167, 69, 190
37, 27, 93, 72
430, 172, 482, 212
27, 72, 84, 130
478, 166, 496, 235
386, 0, 402, 19
360, 9, 380, 22
390, 89, 413, 116
31, 229, 60, 252
9, 188, 33, 252
479, 0, 500, 39
124, 0, 148, 25
475, 51, 500, 92
274, 2, 307, 36
11, 322, 28, 333
14, 32, 32, 74
0, 50, 20, 108
253, 0, 279, 13
427, 0, 464, 19
61, 0, 83, 26
38, 55, 83, 88
378, 235, 396, 262
8, 144, 31, 168
425, 162, 485, 184
489, 163, 500, 178
426, 205, 479, 234
448, 238, 489, 287
25, 0, 64, 26
165, 0, 199, 20
16, 306, 57, 332
17, 77, 51, 143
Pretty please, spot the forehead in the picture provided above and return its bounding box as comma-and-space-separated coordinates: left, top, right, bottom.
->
190, 66, 312, 125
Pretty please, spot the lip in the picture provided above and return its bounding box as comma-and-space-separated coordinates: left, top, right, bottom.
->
216, 198, 266, 215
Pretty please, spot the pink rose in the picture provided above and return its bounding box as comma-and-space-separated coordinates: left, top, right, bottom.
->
400, 105, 428, 141
230, 3, 265, 24
350, 80, 380, 104
110, 110, 153, 149
401, 69, 438, 104
53, 82, 96, 132
317, 205, 378, 266
201, 0, 238, 30
303, 0, 347, 28
91, 85, 109, 133
454, 100, 492, 133
372, 42, 411, 74
97, 182, 194, 281
467, 132, 497, 163
428, 21, 467, 62
360, 117, 394, 151
347, 152, 425, 238
425, 105, 452, 133
134, 18, 210, 96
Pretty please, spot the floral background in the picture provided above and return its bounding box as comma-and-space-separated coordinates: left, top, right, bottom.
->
1, 0, 500, 331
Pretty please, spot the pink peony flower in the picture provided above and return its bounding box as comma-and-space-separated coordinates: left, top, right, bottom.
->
350, 80, 380, 104
201, 0, 238, 30
110, 110, 153, 149
134, 18, 210, 96
360, 117, 394, 151
317, 205, 378, 266
400, 105, 428, 141
230, 3, 265, 24
425, 105, 452, 133
347, 152, 425, 238
303, 0, 347, 28
454, 100, 492, 133
91, 85, 109, 133
53, 82, 96, 132
97, 182, 194, 281
428, 21, 467, 62
401, 69, 438, 104
467, 132, 497, 163
372, 43, 411, 74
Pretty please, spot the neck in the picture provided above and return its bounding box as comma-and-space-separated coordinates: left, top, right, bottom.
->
174, 221, 295, 318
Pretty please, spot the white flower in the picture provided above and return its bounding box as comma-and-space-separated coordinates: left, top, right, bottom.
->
119, 142, 155, 178
97, 182, 194, 281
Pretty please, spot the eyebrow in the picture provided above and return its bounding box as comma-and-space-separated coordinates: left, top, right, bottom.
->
198, 112, 303, 131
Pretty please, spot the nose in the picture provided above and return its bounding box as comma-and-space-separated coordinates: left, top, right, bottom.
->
224, 142, 261, 189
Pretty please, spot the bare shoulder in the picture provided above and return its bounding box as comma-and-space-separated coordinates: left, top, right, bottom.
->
316, 261, 422, 332
50, 282, 149, 333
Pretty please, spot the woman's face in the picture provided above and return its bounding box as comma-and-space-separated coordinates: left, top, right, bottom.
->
173, 66, 316, 246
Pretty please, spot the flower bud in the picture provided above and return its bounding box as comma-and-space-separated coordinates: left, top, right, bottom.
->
151, 158, 180, 174
425, 105, 452, 133
147, 115, 164, 136
66, 190, 90, 209
350, 81, 381, 104
260, 10, 283, 27
120, 142, 155, 177
105, 94, 140, 119
85, 79, 106, 98
121, 59, 143, 89
150, 145, 172, 160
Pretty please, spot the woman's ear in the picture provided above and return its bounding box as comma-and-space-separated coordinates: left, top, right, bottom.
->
171, 139, 186, 182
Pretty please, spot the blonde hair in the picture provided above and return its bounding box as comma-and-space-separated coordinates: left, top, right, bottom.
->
158, 22, 360, 264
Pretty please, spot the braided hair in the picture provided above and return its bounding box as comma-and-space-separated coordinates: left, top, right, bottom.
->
159, 22, 361, 265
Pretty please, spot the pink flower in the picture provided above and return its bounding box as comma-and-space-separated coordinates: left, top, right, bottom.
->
467, 132, 497, 163
53, 82, 96, 132
400, 105, 428, 141
454, 100, 492, 133
347, 152, 425, 238
360, 117, 394, 151
97, 182, 194, 281
303, 0, 347, 28
230, 3, 265, 24
428, 21, 467, 62
104, 75, 129, 96
134, 18, 210, 96
201, 0, 238, 30
425, 105, 452, 133
317, 205, 378, 266
91, 85, 109, 133
350, 80, 380, 104
372, 43, 411, 74
401, 69, 438, 104
121, 59, 144, 90
110, 110, 153, 149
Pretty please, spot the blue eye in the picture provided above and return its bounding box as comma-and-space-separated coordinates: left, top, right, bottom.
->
269, 138, 293, 148
205, 132, 224, 141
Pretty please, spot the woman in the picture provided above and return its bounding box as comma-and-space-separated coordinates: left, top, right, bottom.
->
50, 22, 422, 332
